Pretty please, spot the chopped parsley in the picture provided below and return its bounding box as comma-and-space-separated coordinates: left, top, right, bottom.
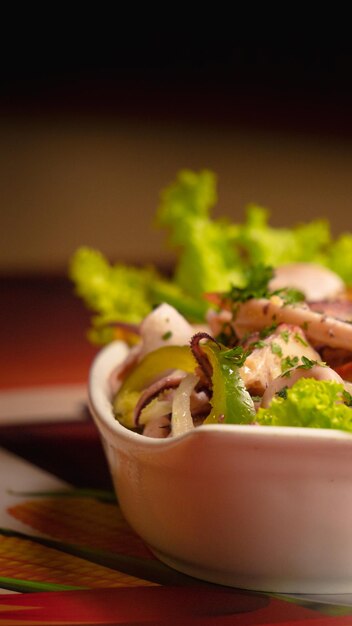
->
249, 340, 267, 350
280, 329, 290, 343
228, 264, 274, 303
221, 345, 250, 367
281, 356, 299, 375
281, 355, 327, 377
298, 356, 319, 370
276, 386, 288, 399
271, 342, 283, 357
228, 264, 306, 307
298, 357, 326, 370
294, 332, 309, 347
162, 330, 173, 340
343, 390, 352, 407
259, 322, 278, 339
273, 288, 305, 305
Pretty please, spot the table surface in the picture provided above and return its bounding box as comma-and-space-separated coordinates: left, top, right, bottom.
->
1, 275, 352, 625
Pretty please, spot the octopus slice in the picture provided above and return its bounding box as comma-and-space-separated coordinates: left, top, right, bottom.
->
239, 324, 320, 395
269, 263, 344, 301
112, 303, 195, 388
232, 295, 352, 351
139, 303, 195, 359
308, 300, 352, 322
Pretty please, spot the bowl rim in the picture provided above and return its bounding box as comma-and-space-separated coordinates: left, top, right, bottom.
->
88, 340, 352, 449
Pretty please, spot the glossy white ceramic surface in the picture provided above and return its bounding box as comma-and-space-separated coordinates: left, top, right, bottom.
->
89, 341, 352, 593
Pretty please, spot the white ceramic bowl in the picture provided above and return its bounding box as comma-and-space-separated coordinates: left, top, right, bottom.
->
89, 340, 352, 593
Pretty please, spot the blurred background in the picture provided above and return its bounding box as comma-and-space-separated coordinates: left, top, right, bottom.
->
1, 35, 352, 274
0, 32, 352, 275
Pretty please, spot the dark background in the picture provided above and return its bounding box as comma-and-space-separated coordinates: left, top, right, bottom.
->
2, 39, 351, 133
1, 34, 352, 273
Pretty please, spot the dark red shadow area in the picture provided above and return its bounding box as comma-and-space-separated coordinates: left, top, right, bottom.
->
0, 275, 98, 388
0, 417, 113, 490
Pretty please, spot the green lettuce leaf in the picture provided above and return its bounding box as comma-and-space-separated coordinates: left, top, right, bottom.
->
235, 204, 331, 267
256, 378, 352, 431
156, 169, 244, 296
69, 247, 155, 325
69, 246, 208, 342
327, 233, 352, 285
156, 174, 338, 298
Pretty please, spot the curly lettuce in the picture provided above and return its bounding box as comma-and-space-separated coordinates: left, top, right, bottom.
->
328, 233, 352, 285
69, 246, 208, 342
69, 248, 155, 342
257, 378, 352, 432
155, 171, 346, 297
70, 169, 352, 343
156, 169, 244, 296
235, 204, 331, 268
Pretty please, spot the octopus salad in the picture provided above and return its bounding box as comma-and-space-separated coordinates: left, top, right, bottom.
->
111, 263, 352, 438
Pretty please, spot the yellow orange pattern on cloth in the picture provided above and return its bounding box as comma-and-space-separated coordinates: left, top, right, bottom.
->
0, 535, 156, 588
8, 497, 152, 559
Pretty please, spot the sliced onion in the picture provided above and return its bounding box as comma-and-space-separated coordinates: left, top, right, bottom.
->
134, 371, 186, 426
139, 398, 172, 425
171, 373, 199, 437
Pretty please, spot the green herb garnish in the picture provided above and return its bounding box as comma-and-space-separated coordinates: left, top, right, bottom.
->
281, 356, 299, 375
280, 330, 290, 343
259, 323, 278, 339
221, 345, 250, 367
298, 356, 318, 370
271, 342, 283, 357
228, 264, 274, 303
249, 340, 267, 350
273, 288, 305, 305
343, 390, 352, 407
294, 333, 309, 347
276, 386, 288, 399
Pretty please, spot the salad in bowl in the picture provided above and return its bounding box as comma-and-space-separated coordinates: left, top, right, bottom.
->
77, 170, 352, 592
109, 265, 352, 439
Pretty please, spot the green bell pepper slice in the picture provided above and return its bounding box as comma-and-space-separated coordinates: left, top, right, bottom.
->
202, 343, 256, 425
